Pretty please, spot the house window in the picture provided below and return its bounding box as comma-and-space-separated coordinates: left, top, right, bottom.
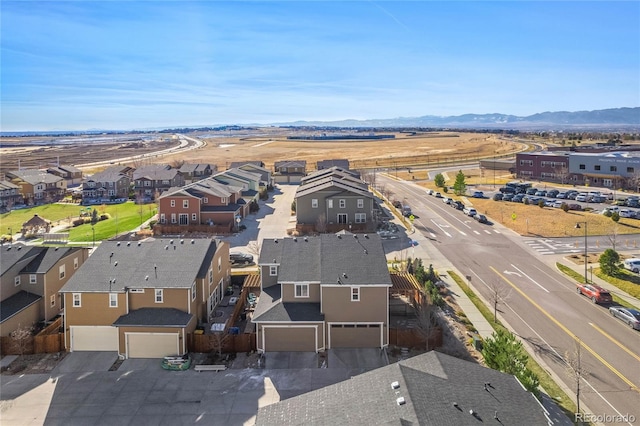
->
191, 282, 196, 301
50, 295, 56, 307
337, 213, 348, 224
351, 287, 360, 301
183, 200, 189, 208
130, 288, 145, 293
192, 213, 197, 221
610, 166, 617, 172
295, 284, 309, 298
327, 199, 333, 208
30, 274, 37, 284
170, 200, 176, 207
109, 293, 118, 308
179, 214, 188, 225
218, 257, 222, 272
160, 214, 166, 224
59, 265, 65, 279
579, 164, 585, 170
355, 213, 366, 223
14, 276, 20, 286
209, 268, 214, 284
171, 213, 177, 224
72, 293, 81, 307
155, 289, 163, 303
627, 167, 635, 173
311, 199, 318, 208
339, 199, 346, 208
357, 199, 364, 208
74, 257, 79, 269
594, 165, 601, 171
221, 197, 227, 204
270, 265, 278, 276
203, 197, 208, 203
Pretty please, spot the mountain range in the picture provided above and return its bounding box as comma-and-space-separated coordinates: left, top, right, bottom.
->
273, 107, 640, 131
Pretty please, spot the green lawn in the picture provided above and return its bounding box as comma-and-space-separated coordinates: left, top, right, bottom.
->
0, 202, 156, 243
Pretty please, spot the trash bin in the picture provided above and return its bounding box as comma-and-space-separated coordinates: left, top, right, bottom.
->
240, 313, 247, 321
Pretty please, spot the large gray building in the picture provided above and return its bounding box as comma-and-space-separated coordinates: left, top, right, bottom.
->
568, 151, 640, 188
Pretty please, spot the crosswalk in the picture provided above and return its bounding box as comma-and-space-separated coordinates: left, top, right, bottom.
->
524, 239, 582, 255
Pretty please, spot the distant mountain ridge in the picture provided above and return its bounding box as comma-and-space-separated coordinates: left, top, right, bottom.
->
274, 107, 640, 130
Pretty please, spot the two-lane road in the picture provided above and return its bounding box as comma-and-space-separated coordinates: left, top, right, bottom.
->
379, 174, 640, 424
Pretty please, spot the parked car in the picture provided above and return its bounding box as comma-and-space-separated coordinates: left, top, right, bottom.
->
619, 209, 635, 218
566, 192, 579, 200
474, 214, 488, 224
576, 283, 612, 304
535, 190, 547, 197
512, 194, 524, 203
502, 193, 514, 202
591, 195, 607, 203
609, 306, 640, 330
556, 192, 568, 199
463, 207, 477, 217
434, 192, 442, 198
472, 191, 484, 198
575, 193, 589, 202
547, 189, 560, 198
568, 203, 582, 211
526, 187, 538, 195
552, 200, 564, 208
492, 193, 503, 201
623, 258, 640, 273
626, 198, 640, 208
230, 252, 254, 265
392, 200, 402, 208
452, 200, 465, 210
442, 197, 453, 205
425, 189, 433, 196
499, 186, 516, 194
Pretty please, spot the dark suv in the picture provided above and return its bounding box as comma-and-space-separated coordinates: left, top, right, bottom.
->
230, 252, 254, 265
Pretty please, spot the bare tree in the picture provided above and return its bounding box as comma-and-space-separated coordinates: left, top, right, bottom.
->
565, 339, 588, 417
412, 298, 438, 351
487, 280, 511, 322
624, 171, 640, 192
315, 213, 328, 233
210, 331, 230, 360
170, 159, 185, 169
607, 224, 619, 251
246, 240, 262, 257
556, 166, 570, 185
10, 324, 34, 357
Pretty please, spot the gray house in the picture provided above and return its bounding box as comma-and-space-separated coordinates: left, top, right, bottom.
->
295, 167, 377, 233
256, 351, 552, 425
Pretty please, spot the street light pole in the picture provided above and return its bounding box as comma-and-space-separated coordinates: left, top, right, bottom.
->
91, 225, 95, 248
575, 221, 588, 283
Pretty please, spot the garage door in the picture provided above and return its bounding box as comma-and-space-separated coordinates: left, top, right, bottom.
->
126, 332, 179, 358
264, 327, 316, 352
329, 324, 381, 348
70, 326, 118, 351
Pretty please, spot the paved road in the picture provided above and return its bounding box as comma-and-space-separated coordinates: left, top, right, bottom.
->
379, 174, 640, 424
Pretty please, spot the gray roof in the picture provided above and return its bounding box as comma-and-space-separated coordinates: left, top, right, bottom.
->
218, 167, 261, 182
256, 351, 551, 426
86, 170, 129, 183
8, 170, 63, 185
1, 291, 42, 322
60, 238, 220, 293
295, 177, 373, 199
112, 307, 193, 327
0, 244, 41, 278
229, 161, 265, 168
252, 286, 324, 322
22, 247, 82, 274
301, 166, 362, 184
133, 165, 178, 180
0, 180, 20, 190
317, 159, 350, 170
274, 160, 307, 169
259, 233, 391, 286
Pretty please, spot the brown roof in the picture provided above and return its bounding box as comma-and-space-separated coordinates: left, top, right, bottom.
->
390, 272, 422, 292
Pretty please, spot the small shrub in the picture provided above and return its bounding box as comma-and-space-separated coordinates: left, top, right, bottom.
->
603, 210, 612, 217
537, 200, 545, 208
611, 212, 620, 222
443, 187, 449, 193
561, 203, 569, 212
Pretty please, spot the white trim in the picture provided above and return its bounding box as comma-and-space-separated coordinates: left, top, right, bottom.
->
258, 324, 322, 353
124, 332, 180, 359
294, 283, 309, 298
326, 321, 384, 349
323, 284, 391, 288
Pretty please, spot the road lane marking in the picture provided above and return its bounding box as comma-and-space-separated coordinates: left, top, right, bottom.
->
491, 266, 639, 393
590, 322, 640, 363
430, 219, 452, 237
459, 231, 467, 236
474, 230, 480, 235
510, 264, 549, 293
493, 230, 501, 234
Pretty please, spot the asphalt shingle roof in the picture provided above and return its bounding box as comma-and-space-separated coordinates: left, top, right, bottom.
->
59, 238, 219, 293
22, 247, 82, 273
112, 307, 193, 327
256, 351, 551, 426
252, 286, 324, 322
1, 291, 41, 322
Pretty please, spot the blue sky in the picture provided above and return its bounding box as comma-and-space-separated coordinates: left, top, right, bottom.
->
1, 1, 638, 131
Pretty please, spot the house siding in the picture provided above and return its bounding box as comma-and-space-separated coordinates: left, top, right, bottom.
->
321, 286, 388, 323
1, 302, 40, 337
63, 292, 127, 349
260, 265, 279, 288
281, 282, 321, 303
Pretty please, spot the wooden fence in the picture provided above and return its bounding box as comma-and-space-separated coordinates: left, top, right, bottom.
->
389, 327, 443, 350
1, 317, 65, 355
188, 332, 257, 354
153, 223, 233, 236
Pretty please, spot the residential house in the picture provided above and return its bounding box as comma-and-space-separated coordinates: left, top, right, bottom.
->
179, 163, 215, 184
295, 167, 378, 233
133, 164, 184, 201
6, 169, 66, 205
59, 238, 230, 358
273, 160, 307, 184
229, 161, 272, 187
157, 178, 245, 232
256, 351, 552, 425
102, 164, 135, 179
0, 244, 89, 337
316, 159, 350, 171
82, 169, 131, 204
0, 180, 23, 211
253, 232, 392, 352
213, 168, 262, 209
46, 164, 83, 186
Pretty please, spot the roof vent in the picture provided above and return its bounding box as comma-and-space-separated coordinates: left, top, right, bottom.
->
274, 239, 278, 244
180, 239, 184, 244
364, 234, 368, 239
165, 245, 169, 250
469, 409, 475, 416
337, 234, 341, 239
170, 240, 174, 244
304, 236, 308, 242
114, 261, 118, 266
138, 241, 141, 246
191, 239, 195, 244
293, 237, 297, 242
145, 275, 149, 280
117, 242, 121, 246
391, 381, 400, 390
353, 234, 358, 239
396, 397, 406, 406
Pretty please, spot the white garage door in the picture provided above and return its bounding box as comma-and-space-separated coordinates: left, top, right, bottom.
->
126, 332, 179, 358
70, 326, 118, 351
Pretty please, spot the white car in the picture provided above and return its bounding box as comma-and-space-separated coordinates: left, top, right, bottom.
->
619, 209, 635, 218
463, 207, 477, 216
442, 197, 453, 204
623, 258, 640, 273
575, 193, 589, 202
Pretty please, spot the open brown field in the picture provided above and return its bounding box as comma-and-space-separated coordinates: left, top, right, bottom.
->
163, 131, 524, 172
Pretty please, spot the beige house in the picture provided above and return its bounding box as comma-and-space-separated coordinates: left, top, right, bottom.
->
252, 232, 392, 352
59, 238, 230, 358
0, 244, 89, 337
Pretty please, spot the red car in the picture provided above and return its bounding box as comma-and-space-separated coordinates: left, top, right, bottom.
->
576, 284, 613, 304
